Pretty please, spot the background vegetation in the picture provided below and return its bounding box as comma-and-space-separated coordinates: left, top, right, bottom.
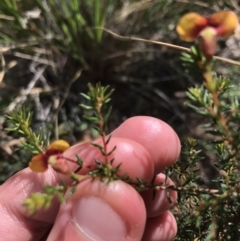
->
1, 0, 240, 240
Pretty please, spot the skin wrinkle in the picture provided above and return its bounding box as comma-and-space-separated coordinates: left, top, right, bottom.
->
1, 175, 31, 223
15, 172, 59, 240
1, 168, 60, 230
47, 206, 73, 241
21, 171, 60, 223
161, 213, 176, 241
143, 212, 177, 241
0, 200, 47, 241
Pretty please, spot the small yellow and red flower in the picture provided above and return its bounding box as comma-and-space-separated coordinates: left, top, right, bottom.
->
29, 140, 70, 172
176, 11, 239, 58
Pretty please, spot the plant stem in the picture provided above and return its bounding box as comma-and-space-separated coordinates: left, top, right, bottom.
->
203, 63, 240, 163
95, 99, 108, 164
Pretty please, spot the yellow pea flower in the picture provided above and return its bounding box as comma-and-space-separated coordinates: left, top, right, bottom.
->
29, 140, 70, 172
176, 11, 238, 58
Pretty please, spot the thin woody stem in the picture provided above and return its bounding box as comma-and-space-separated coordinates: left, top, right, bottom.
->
203, 62, 240, 162
96, 98, 108, 164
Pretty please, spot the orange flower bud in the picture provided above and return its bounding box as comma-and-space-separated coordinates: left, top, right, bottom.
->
198, 27, 217, 59
208, 11, 238, 38
48, 155, 70, 174
176, 12, 208, 41
29, 154, 48, 172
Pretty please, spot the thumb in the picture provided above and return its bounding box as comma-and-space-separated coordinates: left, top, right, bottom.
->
47, 178, 146, 241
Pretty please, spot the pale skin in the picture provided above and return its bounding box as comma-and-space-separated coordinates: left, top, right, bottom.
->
0, 116, 181, 241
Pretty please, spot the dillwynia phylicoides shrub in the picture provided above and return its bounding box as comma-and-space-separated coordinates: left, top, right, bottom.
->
5, 10, 240, 240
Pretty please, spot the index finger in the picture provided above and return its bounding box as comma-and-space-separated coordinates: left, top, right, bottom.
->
111, 116, 181, 174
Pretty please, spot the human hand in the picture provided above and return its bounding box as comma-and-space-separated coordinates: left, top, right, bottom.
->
0, 116, 180, 241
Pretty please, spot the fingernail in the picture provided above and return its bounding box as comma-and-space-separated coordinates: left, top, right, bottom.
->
73, 196, 127, 241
